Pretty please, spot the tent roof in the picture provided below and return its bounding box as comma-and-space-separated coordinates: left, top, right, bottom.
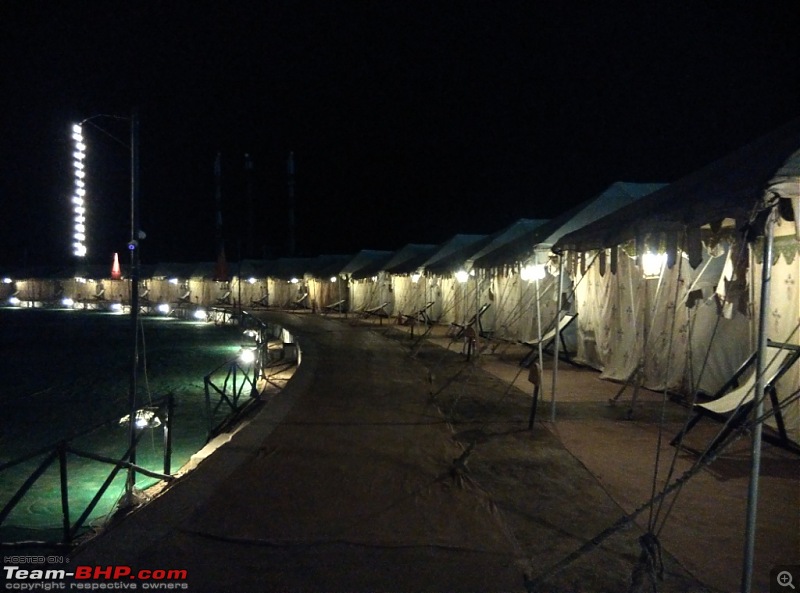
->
152, 262, 198, 279
382, 244, 439, 274
422, 234, 490, 275
340, 250, 395, 279
555, 118, 800, 252
468, 218, 550, 269
237, 259, 272, 279
189, 262, 219, 279
263, 257, 320, 281
470, 182, 665, 268
531, 181, 667, 249
305, 254, 355, 279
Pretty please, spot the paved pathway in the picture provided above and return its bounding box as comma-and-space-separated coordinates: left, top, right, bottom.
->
71, 313, 526, 592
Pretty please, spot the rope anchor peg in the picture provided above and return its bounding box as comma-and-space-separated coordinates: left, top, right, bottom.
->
627, 532, 664, 593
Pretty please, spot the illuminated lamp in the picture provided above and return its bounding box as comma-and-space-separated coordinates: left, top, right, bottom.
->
290, 278, 299, 284
330, 276, 337, 283
2, 278, 11, 284
169, 278, 179, 285
62, 297, 74, 307
247, 277, 257, 284
411, 272, 421, 284
520, 263, 546, 282
71, 122, 88, 257
641, 252, 667, 279
157, 303, 171, 314
238, 347, 256, 365
455, 270, 469, 283
119, 408, 161, 430
193, 309, 207, 320
109, 302, 123, 313
8, 296, 20, 306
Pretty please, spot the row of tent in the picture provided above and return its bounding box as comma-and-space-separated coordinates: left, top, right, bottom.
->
3, 117, 800, 442
1, 180, 668, 344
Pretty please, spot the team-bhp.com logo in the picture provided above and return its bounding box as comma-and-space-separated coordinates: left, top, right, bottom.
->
4, 565, 189, 590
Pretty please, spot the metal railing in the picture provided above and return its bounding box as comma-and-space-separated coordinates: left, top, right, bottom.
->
1, 312, 295, 547
0, 394, 174, 547
203, 311, 275, 440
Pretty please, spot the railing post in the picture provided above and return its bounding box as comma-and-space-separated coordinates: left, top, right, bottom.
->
58, 442, 70, 544
163, 392, 174, 476
204, 375, 212, 441
231, 360, 239, 412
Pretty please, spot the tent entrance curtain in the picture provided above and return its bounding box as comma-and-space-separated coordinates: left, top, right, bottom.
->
570, 241, 744, 394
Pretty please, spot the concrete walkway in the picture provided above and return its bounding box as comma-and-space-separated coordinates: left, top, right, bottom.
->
68, 312, 799, 592
71, 313, 526, 592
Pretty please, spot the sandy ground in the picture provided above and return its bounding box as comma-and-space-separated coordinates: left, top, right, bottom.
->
59, 311, 798, 592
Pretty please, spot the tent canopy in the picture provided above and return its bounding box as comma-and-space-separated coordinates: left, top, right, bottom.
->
535, 181, 667, 251
468, 218, 550, 270
152, 262, 198, 280
471, 182, 666, 269
422, 234, 490, 275
340, 250, 395, 280
307, 254, 355, 279
382, 244, 439, 275
555, 118, 800, 253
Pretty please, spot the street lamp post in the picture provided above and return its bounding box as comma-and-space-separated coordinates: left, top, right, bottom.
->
125, 109, 141, 504
73, 109, 142, 506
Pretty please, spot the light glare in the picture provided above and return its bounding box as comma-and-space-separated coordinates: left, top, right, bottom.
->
238, 348, 256, 365
641, 252, 667, 278
71, 122, 88, 258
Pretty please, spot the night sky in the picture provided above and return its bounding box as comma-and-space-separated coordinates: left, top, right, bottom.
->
1, 2, 797, 268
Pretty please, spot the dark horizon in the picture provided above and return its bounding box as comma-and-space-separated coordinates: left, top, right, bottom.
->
1, 3, 797, 269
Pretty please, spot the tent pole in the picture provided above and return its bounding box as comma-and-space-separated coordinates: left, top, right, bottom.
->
551, 254, 564, 422
741, 205, 776, 593
475, 270, 480, 345
535, 272, 544, 418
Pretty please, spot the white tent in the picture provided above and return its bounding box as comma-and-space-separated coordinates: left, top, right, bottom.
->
553, 115, 800, 593
382, 244, 439, 321
554, 118, 800, 441
339, 250, 395, 314
468, 183, 667, 344
418, 234, 490, 324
